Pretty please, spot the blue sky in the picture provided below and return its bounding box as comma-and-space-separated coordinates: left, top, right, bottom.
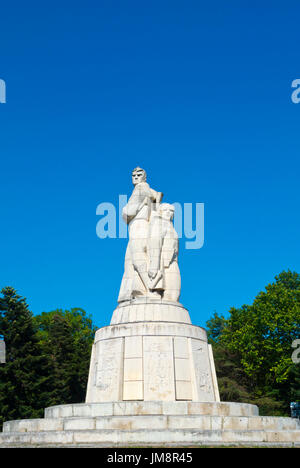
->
0, 1, 299, 329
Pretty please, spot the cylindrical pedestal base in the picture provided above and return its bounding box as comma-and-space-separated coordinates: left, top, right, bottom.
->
86, 302, 219, 403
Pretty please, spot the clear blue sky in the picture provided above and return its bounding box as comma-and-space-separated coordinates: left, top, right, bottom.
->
0, 1, 299, 329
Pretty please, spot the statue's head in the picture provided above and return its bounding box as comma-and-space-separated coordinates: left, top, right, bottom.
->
132, 167, 147, 186
159, 203, 175, 221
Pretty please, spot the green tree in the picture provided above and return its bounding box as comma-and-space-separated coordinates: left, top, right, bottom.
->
206, 312, 227, 344
0, 287, 50, 429
206, 271, 300, 415
221, 271, 300, 388
290, 364, 300, 402
34, 308, 97, 406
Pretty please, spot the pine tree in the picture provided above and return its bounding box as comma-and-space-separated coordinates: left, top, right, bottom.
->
44, 313, 77, 406
34, 308, 96, 406
0, 287, 50, 429
290, 364, 300, 402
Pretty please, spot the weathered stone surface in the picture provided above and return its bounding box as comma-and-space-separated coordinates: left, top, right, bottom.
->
110, 299, 191, 325
95, 320, 206, 342
86, 337, 124, 402
3, 413, 300, 434
86, 305, 218, 404
1, 426, 300, 447
2, 401, 300, 447
44, 401, 259, 418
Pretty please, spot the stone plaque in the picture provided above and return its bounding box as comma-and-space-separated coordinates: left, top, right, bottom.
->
189, 338, 215, 401
143, 336, 175, 401
95, 338, 124, 401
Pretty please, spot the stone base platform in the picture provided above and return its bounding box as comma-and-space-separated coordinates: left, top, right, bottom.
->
86, 302, 220, 403
1, 401, 300, 447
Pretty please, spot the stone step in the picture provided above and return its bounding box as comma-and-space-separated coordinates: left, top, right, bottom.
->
1, 428, 300, 447
110, 300, 192, 325
44, 401, 259, 418
3, 414, 300, 433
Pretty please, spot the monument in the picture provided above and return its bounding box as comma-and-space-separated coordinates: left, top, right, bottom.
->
1, 168, 300, 447
86, 167, 219, 404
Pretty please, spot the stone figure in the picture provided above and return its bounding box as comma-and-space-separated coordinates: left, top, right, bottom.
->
118, 168, 181, 303
148, 203, 181, 302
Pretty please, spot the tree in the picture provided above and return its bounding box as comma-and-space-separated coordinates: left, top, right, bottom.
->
206, 312, 227, 344
34, 308, 97, 406
206, 271, 300, 415
221, 271, 300, 387
290, 364, 300, 402
0, 287, 50, 429
0, 290, 97, 429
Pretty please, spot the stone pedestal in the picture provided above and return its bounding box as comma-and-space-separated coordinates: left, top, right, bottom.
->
1, 401, 300, 447
1, 301, 300, 447
85, 300, 220, 404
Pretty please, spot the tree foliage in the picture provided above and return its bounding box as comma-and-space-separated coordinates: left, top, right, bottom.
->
0, 289, 97, 429
0, 288, 50, 428
33, 308, 97, 406
207, 270, 300, 415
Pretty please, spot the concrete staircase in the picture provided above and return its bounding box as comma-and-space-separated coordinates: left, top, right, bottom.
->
1, 401, 300, 447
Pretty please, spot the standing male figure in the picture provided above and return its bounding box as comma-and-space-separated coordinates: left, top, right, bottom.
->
118, 167, 163, 302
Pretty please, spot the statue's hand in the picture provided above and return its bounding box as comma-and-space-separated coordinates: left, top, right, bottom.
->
137, 196, 148, 212
148, 269, 158, 280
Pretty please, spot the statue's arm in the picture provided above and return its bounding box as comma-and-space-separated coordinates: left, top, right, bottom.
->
163, 235, 179, 268
122, 185, 145, 223
148, 216, 164, 278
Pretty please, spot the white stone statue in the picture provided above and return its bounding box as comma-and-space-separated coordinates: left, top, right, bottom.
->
148, 203, 181, 302
118, 168, 181, 303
